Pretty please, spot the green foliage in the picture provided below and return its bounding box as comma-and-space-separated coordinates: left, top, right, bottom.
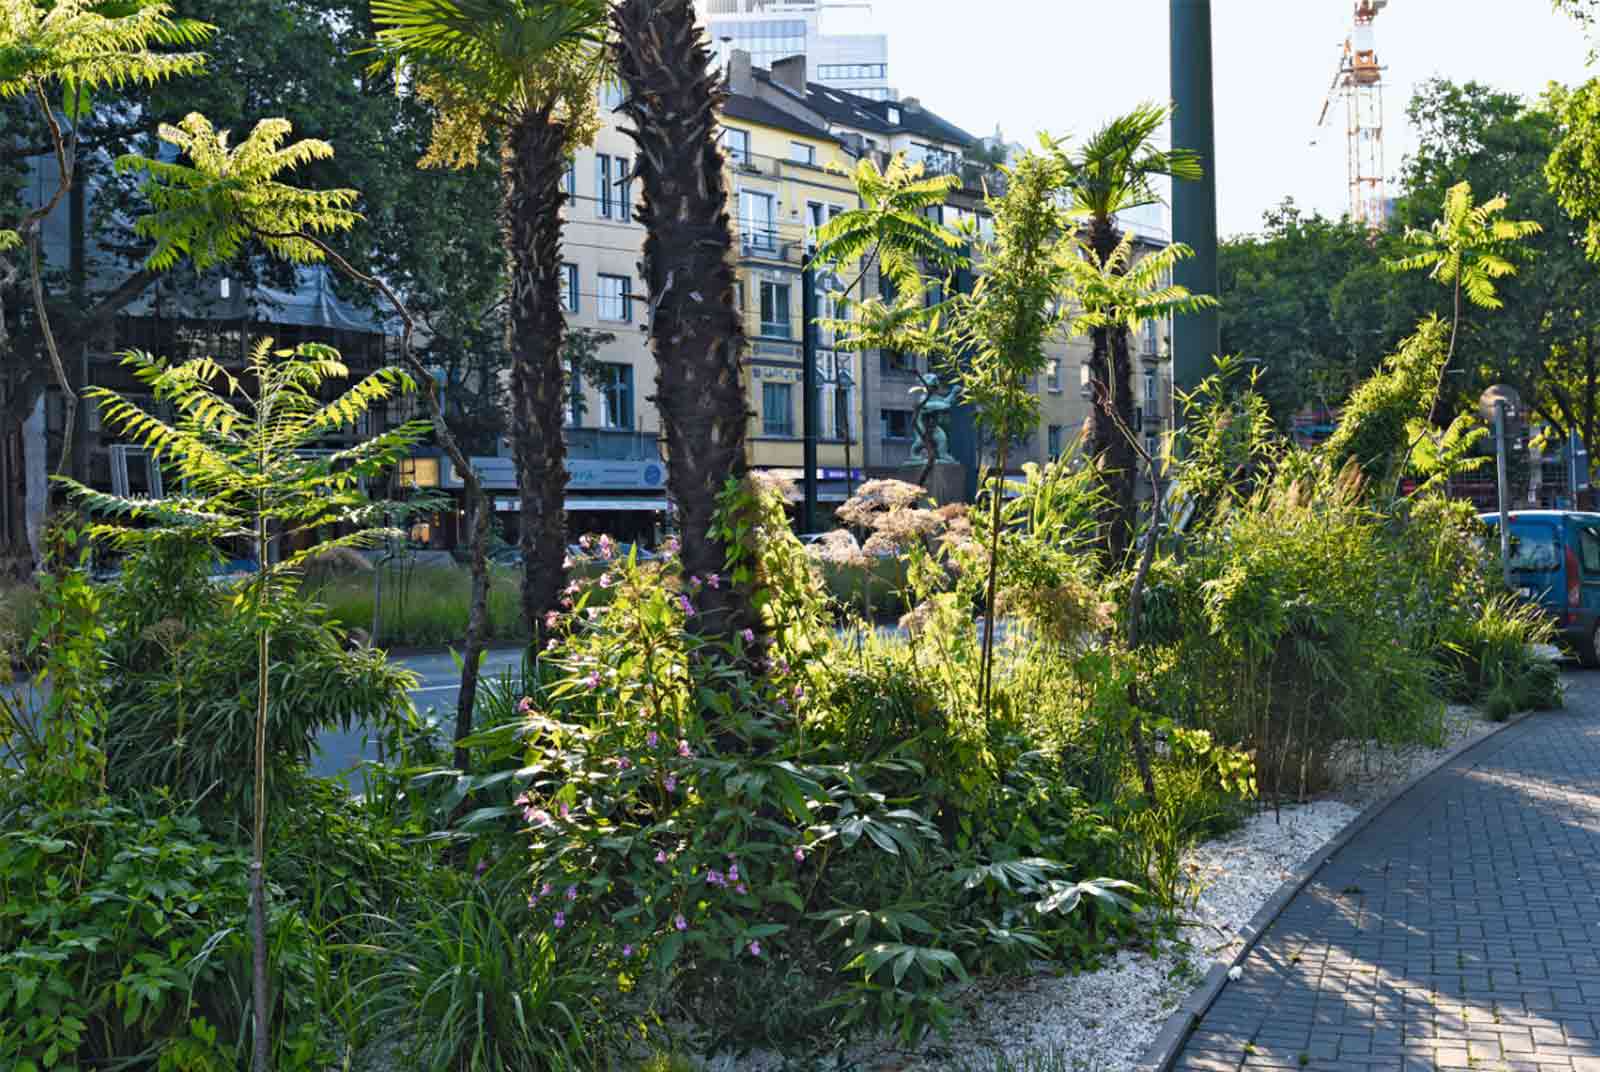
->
1388, 181, 1542, 311
1436, 592, 1563, 716
316, 563, 530, 647
363, 878, 607, 1072
98, 542, 417, 821
1052, 101, 1203, 224
0, 0, 210, 103
1321, 316, 1451, 488
369, 0, 610, 168
0, 790, 335, 1070
116, 112, 361, 271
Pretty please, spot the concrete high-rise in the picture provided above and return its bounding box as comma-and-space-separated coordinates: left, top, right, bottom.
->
698, 0, 894, 100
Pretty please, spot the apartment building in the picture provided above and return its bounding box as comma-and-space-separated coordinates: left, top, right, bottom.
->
698, 0, 895, 101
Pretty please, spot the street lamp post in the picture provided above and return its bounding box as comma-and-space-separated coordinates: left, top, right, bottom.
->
1170, 0, 1221, 433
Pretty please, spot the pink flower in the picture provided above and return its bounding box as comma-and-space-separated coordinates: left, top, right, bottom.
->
542, 883, 554, 897
617, 756, 632, 771
655, 850, 668, 864
664, 536, 680, 554
664, 775, 677, 794
622, 944, 634, 958
736, 883, 748, 895
741, 628, 755, 644
674, 914, 688, 932
599, 572, 613, 589
517, 697, 534, 715
563, 555, 575, 569
544, 611, 560, 630
727, 863, 739, 882
706, 869, 724, 887
560, 597, 573, 610
546, 638, 559, 651
793, 685, 806, 701
563, 581, 581, 596
579, 535, 593, 550
566, 884, 578, 901
677, 739, 692, 758
528, 891, 540, 907
584, 670, 601, 689
598, 535, 616, 559
524, 807, 551, 826
646, 731, 659, 748
793, 846, 805, 863
678, 595, 695, 617
707, 573, 721, 589
560, 803, 571, 820
553, 910, 566, 929
749, 941, 761, 957
689, 575, 702, 590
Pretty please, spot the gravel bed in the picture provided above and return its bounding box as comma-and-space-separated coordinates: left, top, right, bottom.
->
1323, 704, 1498, 809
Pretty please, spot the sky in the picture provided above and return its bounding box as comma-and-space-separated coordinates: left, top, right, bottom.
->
834, 0, 1597, 237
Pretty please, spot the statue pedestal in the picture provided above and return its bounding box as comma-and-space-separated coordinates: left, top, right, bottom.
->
907, 460, 966, 506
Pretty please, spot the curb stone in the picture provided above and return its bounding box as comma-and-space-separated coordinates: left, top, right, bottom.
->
1132, 705, 1547, 1072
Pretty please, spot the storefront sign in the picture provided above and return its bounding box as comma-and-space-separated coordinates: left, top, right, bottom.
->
444, 457, 666, 492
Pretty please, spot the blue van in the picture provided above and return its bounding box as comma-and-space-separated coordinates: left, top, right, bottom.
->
1479, 510, 1600, 666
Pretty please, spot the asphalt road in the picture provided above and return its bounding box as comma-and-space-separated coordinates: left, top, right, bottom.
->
308, 645, 527, 781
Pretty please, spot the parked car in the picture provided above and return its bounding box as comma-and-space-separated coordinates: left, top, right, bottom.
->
1479, 510, 1600, 665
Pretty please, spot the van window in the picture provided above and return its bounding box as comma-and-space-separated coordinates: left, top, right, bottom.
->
1507, 527, 1560, 572
1582, 527, 1600, 574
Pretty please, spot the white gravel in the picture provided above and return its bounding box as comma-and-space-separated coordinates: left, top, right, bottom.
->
699, 705, 1500, 1072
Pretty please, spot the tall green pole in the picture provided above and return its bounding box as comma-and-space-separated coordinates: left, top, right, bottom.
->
1170, 0, 1220, 430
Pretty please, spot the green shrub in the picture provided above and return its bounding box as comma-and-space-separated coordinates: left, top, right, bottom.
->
363, 877, 608, 1072
0, 788, 335, 1070
313, 563, 528, 648
99, 543, 418, 823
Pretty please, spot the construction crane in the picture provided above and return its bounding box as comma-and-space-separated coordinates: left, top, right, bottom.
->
1314, 0, 1391, 229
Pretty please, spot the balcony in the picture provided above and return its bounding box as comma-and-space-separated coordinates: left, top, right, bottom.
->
565, 428, 660, 462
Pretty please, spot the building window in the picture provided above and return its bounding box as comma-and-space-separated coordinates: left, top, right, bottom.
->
881, 408, 912, 441
759, 281, 791, 338
596, 153, 614, 218
881, 350, 917, 375
820, 351, 856, 441
600, 81, 625, 112
1142, 319, 1160, 356
740, 190, 776, 252
598, 274, 631, 322
400, 456, 440, 488
561, 263, 579, 313
762, 382, 794, 437
600, 363, 634, 430
1047, 424, 1063, 458
790, 141, 816, 166
564, 157, 576, 197
1146, 433, 1161, 464
724, 127, 751, 166
567, 359, 584, 427
1144, 368, 1158, 403
619, 157, 634, 222
1047, 357, 1062, 392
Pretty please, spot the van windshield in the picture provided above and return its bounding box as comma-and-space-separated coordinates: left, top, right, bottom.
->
1507, 527, 1561, 573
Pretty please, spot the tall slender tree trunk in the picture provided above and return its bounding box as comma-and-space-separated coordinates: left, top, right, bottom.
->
1084, 218, 1138, 563
504, 111, 571, 633
613, 0, 758, 644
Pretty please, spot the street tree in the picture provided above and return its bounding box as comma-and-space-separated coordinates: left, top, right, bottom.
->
370, 0, 610, 635
609, 0, 757, 643
1053, 103, 1202, 563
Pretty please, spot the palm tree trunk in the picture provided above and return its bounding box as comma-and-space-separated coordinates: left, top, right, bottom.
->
1084, 219, 1138, 563
504, 110, 571, 634
612, 0, 758, 644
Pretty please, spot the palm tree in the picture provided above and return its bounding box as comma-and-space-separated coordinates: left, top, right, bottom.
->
609, 0, 755, 642
370, 0, 609, 632
1054, 103, 1202, 563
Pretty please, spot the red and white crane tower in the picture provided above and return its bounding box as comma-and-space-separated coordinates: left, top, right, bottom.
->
1316, 0, 1391, 228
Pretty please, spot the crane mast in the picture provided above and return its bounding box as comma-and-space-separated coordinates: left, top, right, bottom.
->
1315, 0, 1390, 228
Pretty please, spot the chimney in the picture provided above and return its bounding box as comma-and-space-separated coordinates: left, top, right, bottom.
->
728, 47, 754, 96
772, 55, 807, 96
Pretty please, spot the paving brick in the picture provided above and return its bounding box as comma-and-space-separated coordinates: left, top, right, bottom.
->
1172, 683, 1600, 1072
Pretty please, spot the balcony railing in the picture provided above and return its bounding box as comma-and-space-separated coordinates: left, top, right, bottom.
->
565, 428, 660, 462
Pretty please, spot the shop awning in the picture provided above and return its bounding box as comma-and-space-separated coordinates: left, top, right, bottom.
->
493, 496, 669, 512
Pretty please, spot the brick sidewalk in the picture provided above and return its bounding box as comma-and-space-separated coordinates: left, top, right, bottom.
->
1173, 676, 1600, 1072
